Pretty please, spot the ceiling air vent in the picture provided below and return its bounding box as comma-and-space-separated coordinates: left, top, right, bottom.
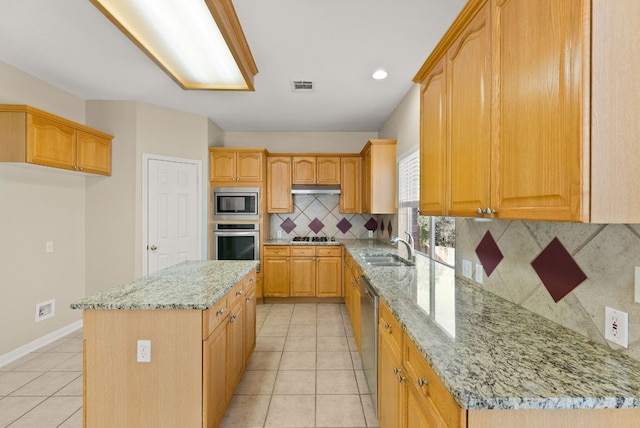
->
291, 80, 314, 92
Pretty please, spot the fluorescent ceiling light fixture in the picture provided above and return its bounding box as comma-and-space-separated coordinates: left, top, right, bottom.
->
372, 69, 388, 80
90, 0, 258, 90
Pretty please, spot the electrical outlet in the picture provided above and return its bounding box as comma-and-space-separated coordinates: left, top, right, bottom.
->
368, 230, 374, 238
475, 264, 484, 284
137, 340, 151, 363
605, 306, 629, 348
35, 299, 55, 322
276, 230, 283, 239
45, 241, 53, 253
462, 259, 472, 279
634, 267, 640, 304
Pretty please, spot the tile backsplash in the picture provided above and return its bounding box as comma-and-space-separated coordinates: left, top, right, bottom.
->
269, 194, 383, 240
456, 218, 640, 361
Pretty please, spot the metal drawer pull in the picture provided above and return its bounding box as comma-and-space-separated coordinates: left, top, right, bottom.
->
393, 367, 401, 374
418, 377, 428, 387
216, 309, 225, 316
229, 314, 237, 323
236, 290, 243, 296
246, 296, 252, 302
384, 323, 391, 329
397, 375, 406, 383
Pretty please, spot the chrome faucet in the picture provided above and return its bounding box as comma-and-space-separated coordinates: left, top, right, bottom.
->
391, 232, 415, 263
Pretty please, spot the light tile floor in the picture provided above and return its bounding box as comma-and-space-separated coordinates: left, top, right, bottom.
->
0, 329, 83, 428
221, 303, 379, 428
0, 303, 378, 428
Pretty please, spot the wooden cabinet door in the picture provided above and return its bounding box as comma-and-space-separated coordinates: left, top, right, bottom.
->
267, 156, 293, 213
351, 276, 361, 352
317, 256, 342, 297
378, 328, 403, 428
292, 156, 316, 184
203, 323, 227, 428
210, 151, 236, 182
226, 301, 245, 400
406, 381, 445, 428
365, 140, 397, 214
76, 130, 111, 176
26, 114, 76, 171
361, 148, 372, 213
243, 284, 256, 364
492, 0, 586, 221
420, 57, 448, 216
263, 256, 290, 297
236, 151, 263, 181
290, 257, 316, 296
447, 2, 492, 216
317, 157, 340, 184
340, 157, 361, 213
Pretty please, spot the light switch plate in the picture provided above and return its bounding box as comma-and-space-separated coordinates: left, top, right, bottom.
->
475, 264, 484, 284
605, 306, 628, 348
462, 259, 472, 279
634, 267, 640, 304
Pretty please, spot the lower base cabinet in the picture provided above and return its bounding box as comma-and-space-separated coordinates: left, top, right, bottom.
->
343, 251, 362, 351
84, 270, 257, 428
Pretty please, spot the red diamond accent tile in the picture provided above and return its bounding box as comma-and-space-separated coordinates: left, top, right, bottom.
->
475, 231, 503, 276
531, 237, 587, 303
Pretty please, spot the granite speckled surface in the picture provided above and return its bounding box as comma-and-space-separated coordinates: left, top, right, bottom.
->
263, 239, 341, 246
71, 260, 258, 310
342, 240, 640, 411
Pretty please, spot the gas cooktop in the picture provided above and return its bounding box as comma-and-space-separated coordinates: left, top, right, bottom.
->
291, 236, 334, 243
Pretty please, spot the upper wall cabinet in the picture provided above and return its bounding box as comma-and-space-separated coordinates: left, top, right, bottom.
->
415, 0, 640, 223
267, 156, 293, 213
292, 156, 340, 185
340, 156, 361, 214
361, 139, 397, 214
0, 105, 113, 176
209, 149, 265, 183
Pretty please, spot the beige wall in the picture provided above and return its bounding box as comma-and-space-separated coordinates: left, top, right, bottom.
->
0, 61, 87, 355
223, 131, 377, 153
378, 85, 421, 159
208, 119, 224, 148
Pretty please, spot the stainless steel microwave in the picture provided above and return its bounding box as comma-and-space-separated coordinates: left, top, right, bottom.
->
212, 187, 260, 220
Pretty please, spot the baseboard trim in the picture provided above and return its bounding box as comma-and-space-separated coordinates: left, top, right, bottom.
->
0, 319, 83, 368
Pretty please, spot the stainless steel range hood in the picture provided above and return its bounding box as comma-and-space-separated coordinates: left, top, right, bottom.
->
291, 184, 341, 194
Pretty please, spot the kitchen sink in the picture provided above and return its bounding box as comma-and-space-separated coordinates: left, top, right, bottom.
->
362, 254, 414, 267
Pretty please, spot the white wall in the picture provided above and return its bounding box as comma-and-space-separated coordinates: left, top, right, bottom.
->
223, 131, 377, 153
0, 61, 87, 355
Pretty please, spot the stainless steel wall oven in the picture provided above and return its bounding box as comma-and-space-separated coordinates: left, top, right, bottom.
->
213, 223, 260, 263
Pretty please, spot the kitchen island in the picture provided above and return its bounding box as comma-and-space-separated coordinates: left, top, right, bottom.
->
72, 260, 259, 428
342, 240, 640, 427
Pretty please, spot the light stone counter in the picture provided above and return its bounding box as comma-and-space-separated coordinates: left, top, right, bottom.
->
342, 240, 640, 411
71, 260, 258, 310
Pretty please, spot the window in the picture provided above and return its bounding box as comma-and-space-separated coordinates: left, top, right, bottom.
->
398, 151, 455, 266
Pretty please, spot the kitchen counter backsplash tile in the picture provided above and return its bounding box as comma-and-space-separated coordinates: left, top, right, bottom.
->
342, 240, 640, 411
270, 194, 398, 241
71, 260, 258, 310
456, 218, 640, 362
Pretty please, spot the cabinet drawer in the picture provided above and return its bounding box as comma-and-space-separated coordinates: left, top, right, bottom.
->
291, 246, 315, 256
263, 246, 290, 256
243, 271, 256, 294
379, 301, 402, 355
316, 246, 342, 257
404, 333, 465, 428
203, 296, 228, 339
228, 281, 245, 310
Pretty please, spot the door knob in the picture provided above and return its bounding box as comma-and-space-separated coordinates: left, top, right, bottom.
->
149, 245, 158, 251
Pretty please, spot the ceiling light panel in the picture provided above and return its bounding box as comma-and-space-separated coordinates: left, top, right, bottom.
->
90, 0, 257, 90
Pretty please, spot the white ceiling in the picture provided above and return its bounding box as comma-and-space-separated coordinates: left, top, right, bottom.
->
0, 0, 466, 132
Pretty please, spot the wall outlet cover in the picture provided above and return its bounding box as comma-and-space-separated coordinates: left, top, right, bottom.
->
368, 230, 374, 238
604, 306, 629, 348
35, 299, 55, 322
462, 259, 472, 279
137, 340, 151, 363
475, 264, 484, 284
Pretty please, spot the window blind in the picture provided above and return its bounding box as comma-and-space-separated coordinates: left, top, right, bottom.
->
398, 150, 420, 208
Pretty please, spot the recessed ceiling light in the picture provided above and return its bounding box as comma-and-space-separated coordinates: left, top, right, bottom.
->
89, 0, 258, 91
372, 70, 388, 80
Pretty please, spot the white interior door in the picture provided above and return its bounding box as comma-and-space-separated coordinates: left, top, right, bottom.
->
147, 158, 199, 275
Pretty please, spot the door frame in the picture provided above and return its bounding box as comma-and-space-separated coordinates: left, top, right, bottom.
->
142, 153, 203, 276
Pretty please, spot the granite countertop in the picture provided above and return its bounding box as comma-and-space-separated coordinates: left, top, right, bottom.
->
342, 240, 640, 411
264, 239, 341, 246
71, 260, 259, 310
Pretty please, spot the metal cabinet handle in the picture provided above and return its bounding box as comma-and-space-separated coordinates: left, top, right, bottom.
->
397, 375, 406, 383
229, 314, 237, 323
418, 377, 428, 387
249, 278, 254, 283
477, 207, 496, 215
216, 308, 225, 316
393, 367, 401, 374
236, 290, 243, 296
246, 296, 252, 302
384, 323, 391, 329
